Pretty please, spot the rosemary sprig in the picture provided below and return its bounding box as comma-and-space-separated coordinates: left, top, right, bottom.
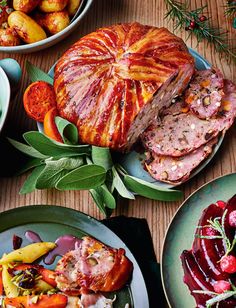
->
195, 209, 236, 259
164, 0, 236, 63
193, 281, 236, 307
224, 1, 236, 17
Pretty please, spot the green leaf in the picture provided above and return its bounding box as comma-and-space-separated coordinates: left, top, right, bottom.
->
26, 61, 53, 85
7, 137, 48, 159
15, 158, 44, 176
112, 167, 135, 200
55, 117, 79, 145
100, 185, 116, 209
20, 165, 45, 194
91, 146, 113, 170
36, 157, 84, 189
23, 132, 90, 157
89, 188, 107, 216
123, 175, 183, 201
56, 165, 106, 190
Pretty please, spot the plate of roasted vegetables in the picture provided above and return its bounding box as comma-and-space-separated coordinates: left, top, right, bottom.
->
0, 205, 148, 308
161, 173, 236, 308
0, 0, 93, 53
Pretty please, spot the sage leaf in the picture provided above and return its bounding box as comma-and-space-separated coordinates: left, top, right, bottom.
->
15, 158, 44, 176
26, 61, 53, 85
20, 165, 45, 194
23, 132, 90, 157
91, 146, 113, 170
100, 185, 116, 209
8, 138, 48, 159
89, 189, 107, 216
112, 167, 135, 200
123, 175, 183, 201
56, 165, 106, 190
36, 157, 84, 189
55, 117, 78, 145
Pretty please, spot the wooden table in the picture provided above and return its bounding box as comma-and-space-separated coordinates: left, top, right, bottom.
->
0, 0, 235, 267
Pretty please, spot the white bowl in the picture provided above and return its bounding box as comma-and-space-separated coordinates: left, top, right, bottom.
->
0, 67, 10, 133
0, 0, 93, 54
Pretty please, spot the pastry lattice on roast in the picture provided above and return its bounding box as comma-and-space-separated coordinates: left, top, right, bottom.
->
54, 22, 194, 151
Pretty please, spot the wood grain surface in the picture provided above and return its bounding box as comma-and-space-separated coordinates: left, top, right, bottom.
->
0, 0, 235, 268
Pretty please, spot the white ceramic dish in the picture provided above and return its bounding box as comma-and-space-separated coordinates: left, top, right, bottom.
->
0, 66, 10, 133
0, 0, 93, 54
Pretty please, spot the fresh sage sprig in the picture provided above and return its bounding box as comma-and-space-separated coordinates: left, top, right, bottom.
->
7, 61, 184, 216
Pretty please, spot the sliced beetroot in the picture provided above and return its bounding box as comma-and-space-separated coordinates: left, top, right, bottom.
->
192, 203, 228, 281
13, 234, 22, 250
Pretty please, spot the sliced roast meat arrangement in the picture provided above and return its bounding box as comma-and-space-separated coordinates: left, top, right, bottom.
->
145, 138, 218, 185
55, 236, 133, 294
54, 22, 194, 151
142, 74, 236, 185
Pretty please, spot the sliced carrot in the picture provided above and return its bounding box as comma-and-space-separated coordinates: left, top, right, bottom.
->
29, 294, 68, 308
44, 107, 63, 143
23, 81, 57, 122
13, 264, 57, 288
4, 294, 68, 308
4, 296, 28, 307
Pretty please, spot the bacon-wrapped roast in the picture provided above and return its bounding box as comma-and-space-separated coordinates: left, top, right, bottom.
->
54, 22, 194, 151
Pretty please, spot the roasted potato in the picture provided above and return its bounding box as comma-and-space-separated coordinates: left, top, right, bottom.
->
0, 242, 56, 264
23, 81, 57, 122
35, 10, 70, 35
67, 0, 81, 16
8, 11, 47, 43
38, 0, 68, 13
0, 28, 20, 46
13, 0, 41, 13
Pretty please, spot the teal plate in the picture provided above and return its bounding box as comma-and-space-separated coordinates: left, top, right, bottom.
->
38, 48, 223, 189
0, 205, 149, 308
161, 173, 236, 308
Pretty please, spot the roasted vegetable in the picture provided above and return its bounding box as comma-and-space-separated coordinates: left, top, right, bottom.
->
13, 0, 41, 13
14, 264, 57, 288
4, 294, 68, 308
67, 0, 81, 16
0, 27, 20, 46
0, 2, 13, 26
23, 81, 57, 122
8, 11, 47, 44
0, 266, 3, 295
35, 10, 70, 35
38, 0, 68, 13
2, 264, 19, 297
0, 242, 56, 264
44, 107, 63, 143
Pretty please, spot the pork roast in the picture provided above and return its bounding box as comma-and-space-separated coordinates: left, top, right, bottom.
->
54, 22, 194, 151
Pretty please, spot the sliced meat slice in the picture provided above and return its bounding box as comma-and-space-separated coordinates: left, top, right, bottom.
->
142, 79, 236, 157
144, 138, 217, 185
185, 68, 224, 119
55, 236, 133, 294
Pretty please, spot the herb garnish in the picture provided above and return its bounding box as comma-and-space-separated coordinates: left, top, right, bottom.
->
195, 209, 236, 260
7, 62, 183, 216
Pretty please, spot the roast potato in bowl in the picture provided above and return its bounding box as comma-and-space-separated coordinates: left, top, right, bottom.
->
0, 0, 93, 53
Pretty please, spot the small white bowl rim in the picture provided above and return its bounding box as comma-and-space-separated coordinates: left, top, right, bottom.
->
0, 66, 11, 132
0, 0, 93, 52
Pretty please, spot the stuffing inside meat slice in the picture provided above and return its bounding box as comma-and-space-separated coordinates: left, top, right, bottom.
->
55, 236, 133, 294
184, 68, 224, 119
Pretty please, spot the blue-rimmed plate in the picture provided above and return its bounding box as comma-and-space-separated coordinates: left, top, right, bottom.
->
38, 48, 223, 189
